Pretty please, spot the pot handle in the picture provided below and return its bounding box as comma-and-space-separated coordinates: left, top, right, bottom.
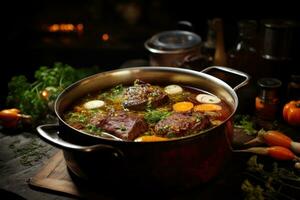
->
201, 66, 250, 91
36, 124, 124, 157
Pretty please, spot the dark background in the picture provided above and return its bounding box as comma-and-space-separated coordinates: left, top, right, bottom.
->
2, 0, 300, 106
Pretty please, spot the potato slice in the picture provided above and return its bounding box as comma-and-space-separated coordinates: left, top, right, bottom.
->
164, 85, 183, 95
83, 100, 105, 109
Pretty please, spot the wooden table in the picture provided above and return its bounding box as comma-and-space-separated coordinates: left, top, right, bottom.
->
0, 128, 248, 200
0, 130, 74, 200
1, 119, 300, 200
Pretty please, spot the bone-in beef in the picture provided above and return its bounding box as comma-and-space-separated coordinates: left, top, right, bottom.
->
123, 80, 169, 110
91, 111, 148, 141
154, 112, 211, 137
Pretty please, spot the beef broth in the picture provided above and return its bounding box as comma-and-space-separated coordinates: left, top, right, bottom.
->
63, 80, 232, 141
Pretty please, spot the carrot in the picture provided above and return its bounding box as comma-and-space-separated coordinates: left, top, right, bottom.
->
173, 101, 194, 112
193, 103, 222, 112
262, 130, 292, 148
245, 130, 300, 154
268, 146, 297, 161
134, 135, 169, 142
236, 146, 300, 161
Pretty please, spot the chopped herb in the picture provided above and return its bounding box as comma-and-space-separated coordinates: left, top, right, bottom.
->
166, 132, 176, 138
195, 116, 202, 123
67, 112, 87, 123
99, 84, 124, 102
144, 110, 171, 124
111, 84, 124, 96
234, 114, 257, 135
86, 124, 102, 134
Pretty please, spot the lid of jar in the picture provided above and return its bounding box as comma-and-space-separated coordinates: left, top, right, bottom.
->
257, 78, 282, 89
144, 30, 202, 54
290, 74, 300, 83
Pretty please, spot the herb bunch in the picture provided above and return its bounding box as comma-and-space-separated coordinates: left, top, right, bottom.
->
6, 62, 99, 124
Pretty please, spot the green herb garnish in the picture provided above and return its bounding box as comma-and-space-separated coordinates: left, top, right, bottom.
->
144, 110, 171, 124
234, 114, 257, 135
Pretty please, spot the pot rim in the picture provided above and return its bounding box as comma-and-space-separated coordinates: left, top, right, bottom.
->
54, 66, 239, 143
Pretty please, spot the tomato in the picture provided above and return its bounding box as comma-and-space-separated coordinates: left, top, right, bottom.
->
283, 100, 300, 126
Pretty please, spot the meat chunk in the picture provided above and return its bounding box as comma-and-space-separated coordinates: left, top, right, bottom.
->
91, 111, 148, 141
123, 80, 169, 110
154, 112, 211, 137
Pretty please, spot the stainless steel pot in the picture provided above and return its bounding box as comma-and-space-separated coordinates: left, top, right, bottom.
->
144, 30, 203, 67
37, 66, 249, 190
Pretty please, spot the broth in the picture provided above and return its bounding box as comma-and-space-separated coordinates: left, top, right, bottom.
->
63, 80, 231, 141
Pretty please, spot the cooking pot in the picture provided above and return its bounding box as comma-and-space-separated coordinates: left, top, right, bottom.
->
37, 66, 249, 190
144, 30, 205, 68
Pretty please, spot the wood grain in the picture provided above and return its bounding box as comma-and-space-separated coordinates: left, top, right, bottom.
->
28, 151, 110, 199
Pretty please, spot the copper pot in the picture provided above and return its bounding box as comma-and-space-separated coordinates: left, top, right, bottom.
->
37, 66, 249, 190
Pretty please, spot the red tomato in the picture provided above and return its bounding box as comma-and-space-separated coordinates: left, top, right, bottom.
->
283, 100, 300, 126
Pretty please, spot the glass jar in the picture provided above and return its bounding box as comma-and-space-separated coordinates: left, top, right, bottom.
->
255, 78, 282, 120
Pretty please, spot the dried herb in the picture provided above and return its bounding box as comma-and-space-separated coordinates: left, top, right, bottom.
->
9, 139, 47, 166
242, 155, 300, 200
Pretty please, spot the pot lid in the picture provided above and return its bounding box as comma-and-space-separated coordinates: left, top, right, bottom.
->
145, 30, 202, 54
257, 78, 282, 89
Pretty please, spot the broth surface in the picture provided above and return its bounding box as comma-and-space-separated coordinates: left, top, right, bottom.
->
64, 80, 231, 141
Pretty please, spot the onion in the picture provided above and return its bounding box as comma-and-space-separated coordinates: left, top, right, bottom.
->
83, 100, 105, 109
164, 85, 183, 95
196, 94, 221, 104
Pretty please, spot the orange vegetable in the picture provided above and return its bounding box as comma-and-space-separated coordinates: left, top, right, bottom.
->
245, 130, 300, 154
283, 100, 300, 126
0, 108, 21, 121
262, 130, 292, 148
173, 101, 194, 112
237, 146, 300, 161
134, 135, 169, 142
193, 104, 222, 112
267, 146, 296, 161
0, 108, 31, 128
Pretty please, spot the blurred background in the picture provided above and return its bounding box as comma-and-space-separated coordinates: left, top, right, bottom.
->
2, 0, 300, 106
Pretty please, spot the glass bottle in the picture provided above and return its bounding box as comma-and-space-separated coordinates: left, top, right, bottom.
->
228, 20, 259, 114
212, 18, 227, 66
228, 20, 259, 77
255, 78, 282, 120
201, 19, 216, 65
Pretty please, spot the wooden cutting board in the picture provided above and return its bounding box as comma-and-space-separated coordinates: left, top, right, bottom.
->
28, 151, 111, 199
